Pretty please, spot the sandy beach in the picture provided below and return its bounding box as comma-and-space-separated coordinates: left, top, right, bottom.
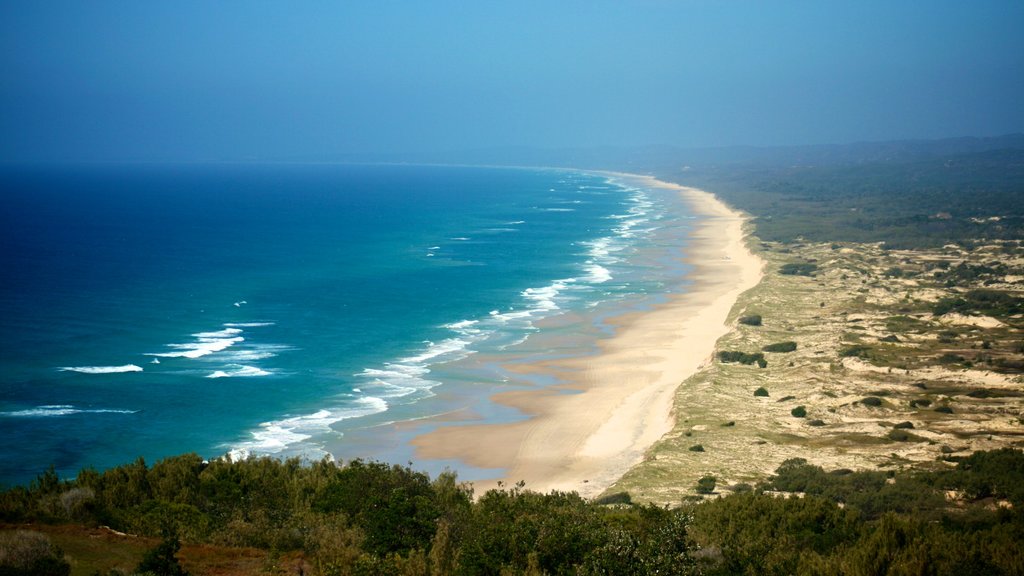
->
411, 175, 764, 497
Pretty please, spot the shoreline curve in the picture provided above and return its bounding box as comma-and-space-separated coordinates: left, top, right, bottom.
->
411, 173, 764, 497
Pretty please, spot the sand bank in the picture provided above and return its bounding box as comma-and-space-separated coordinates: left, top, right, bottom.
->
411, 175, 764, 497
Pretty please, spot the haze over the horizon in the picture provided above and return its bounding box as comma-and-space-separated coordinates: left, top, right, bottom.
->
2, 1, 1022, 163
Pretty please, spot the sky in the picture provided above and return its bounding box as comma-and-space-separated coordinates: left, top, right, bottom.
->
2, 1, 1023, 162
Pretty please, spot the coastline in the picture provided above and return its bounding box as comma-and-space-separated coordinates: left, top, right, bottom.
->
411, 174, 764, 497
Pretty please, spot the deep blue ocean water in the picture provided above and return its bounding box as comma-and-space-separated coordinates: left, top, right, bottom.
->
0, 163, 692, 486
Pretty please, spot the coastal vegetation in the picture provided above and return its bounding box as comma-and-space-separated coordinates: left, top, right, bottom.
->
2, 449, 1022, 575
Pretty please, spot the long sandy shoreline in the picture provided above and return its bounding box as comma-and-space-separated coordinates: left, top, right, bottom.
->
411, 174, 764, 497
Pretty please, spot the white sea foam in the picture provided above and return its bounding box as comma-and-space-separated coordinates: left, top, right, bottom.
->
584, 264, 613, 283
223, 322, 275, 327
59, 364, 143, 374
522, 280, 572, 311
227, 397, 388, 459
543, 207, 575, 212
2, 405, 137, 418
193, 328, 243, 338
147, 336, 244, 359
207, 365, 273, 378
146, 327, 247, 359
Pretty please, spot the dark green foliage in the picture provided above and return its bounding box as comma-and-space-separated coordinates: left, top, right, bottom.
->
314, 460, 443, 556
718, 350, 766, 366
894, 421, 915, 429
766, 459, 947, 520
738, 314, 762, 326
935, 406, 955, 414
861, 396, 884, 407
689, 445, 705, 452
696, 476, 716, 494
938, 352, 966, 364
839, 344, 871, 358
933, 289, 1024, 317
909, 399, 932, 408
943, 448, 1024, 506
592, 492, 631, 506
753, 387, 769, 397
762, 341, 797, 353
879, 334, 900, 343
3, 448, 1023, 575
790, 406, 807, 418
778, 262, 818, 276
887, 429, 921, 442
135, 535, 190, 576
690, 492, 859, 576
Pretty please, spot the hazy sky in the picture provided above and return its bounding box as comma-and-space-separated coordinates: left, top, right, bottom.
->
2, 1, 1023, 161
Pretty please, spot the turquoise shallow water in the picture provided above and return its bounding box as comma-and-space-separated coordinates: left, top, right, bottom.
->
0, 163, 692, 486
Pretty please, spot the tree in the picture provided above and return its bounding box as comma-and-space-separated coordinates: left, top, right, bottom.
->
135, 535, 190, 576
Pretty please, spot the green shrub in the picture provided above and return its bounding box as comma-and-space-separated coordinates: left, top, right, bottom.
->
779, 262, 818, 276
791, 406, 807, 418
893, 421, 914, 430
887, 429, 921, 442
696, 476, 717, 495
689, 445, 705, 452
718, 351, 766, 365
593, 492, 632, 506
738, 314, 763, 326
839, 345, 871, 358
762, 341, 797, 353
860, 396, 883, 407
753, 387, 769, 397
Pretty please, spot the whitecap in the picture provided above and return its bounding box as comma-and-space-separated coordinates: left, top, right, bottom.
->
584, 264, 613, 284
2, 405, 137, 418
59, 364, 143, 374
223, 322, 275, 327
207, 365, 273, 378
227, 397, 388, 458
147, 336, 244, 359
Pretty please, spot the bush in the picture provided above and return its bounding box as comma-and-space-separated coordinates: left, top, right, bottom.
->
887, 429, 919, 442
860, 396, 883, 407
718, 351, 766, 366
0, 530, 70, 576
753, 387, 769, 397
779, 262, 818, 276
135, 535, 189, 576
839, 345, 871, 358
762, 341, 797, 353
738, 315, 763, 326
696, 476, 717, 495
791, 406, 807, 418
893, 421, 914, 430
689, 445, 705, 452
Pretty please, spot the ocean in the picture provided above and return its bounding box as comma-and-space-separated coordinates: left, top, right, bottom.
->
0, 163, 694, 486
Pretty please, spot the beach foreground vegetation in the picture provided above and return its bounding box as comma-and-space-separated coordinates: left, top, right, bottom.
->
2, 450, 1022, 575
